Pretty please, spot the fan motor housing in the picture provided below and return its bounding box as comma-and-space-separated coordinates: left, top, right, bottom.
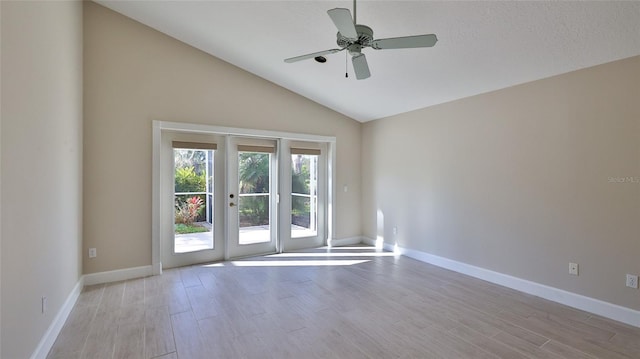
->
336, 24, 374, 48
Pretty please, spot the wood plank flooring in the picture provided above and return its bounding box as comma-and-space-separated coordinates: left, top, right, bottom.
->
48, 246, 640, 358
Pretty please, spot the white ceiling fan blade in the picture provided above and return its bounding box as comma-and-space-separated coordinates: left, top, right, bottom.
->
327, 8, 358, 40
372, 34, 438, 50
352, 53, 371, 80
284, 48, 342, 63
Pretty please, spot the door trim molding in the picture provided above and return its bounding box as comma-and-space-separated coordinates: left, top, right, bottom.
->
157, 121, 336, 142
152, 120, 336, 269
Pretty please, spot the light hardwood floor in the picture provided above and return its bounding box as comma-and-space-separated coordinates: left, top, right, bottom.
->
48, 246, 640, 358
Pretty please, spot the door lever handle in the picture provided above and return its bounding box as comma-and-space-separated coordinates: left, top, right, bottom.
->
229, 202, 236, 207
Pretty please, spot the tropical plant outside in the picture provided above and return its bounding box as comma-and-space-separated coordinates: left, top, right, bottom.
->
175, 196, 204, 225
238, 152, 270, 226
175, 223, 209, 234
291, 155, 312, 215
174, 149, 211, 231
175, 166, 205, 193
291, 154, 316, 231
175, 149, 207, 178
172, 149, 316, 230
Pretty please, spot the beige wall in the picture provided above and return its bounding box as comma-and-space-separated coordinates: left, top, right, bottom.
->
0, 2, 3, 355
1, 1, 83, 358
362, 55, 640, 310
1, 1, 636, 355
0, 2, 3, 354
83, 2, 361, 274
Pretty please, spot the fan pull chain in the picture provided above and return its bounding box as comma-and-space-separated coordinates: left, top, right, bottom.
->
345, 51, 348, 78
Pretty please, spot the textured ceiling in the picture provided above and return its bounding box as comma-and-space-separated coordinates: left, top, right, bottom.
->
95, 1, 640, 122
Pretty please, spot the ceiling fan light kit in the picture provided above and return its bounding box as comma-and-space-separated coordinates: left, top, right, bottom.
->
284, 0, 438, 80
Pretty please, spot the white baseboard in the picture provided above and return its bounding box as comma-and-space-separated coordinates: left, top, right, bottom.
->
368, 238, 640, 328
29, 240, 638, 359
361, 237, 377, 246
31, 277, 84, 359
83, 265, 154, 286
328, 236, 365, 247
31, 265, 156, 358
152, 262, 163, 275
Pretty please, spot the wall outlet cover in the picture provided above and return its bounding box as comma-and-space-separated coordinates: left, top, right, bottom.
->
569, 262, 579, 276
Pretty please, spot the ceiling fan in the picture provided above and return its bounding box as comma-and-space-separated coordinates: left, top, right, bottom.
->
284, 0, 438, 80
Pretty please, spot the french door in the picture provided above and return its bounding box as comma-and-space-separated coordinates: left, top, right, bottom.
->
160, 132, 225, 268
160, 131, 328, 268
279, 140, 327, 251
226, 137, 278, 258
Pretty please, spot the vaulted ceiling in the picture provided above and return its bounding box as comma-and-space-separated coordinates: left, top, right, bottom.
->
96, 1, 640, 122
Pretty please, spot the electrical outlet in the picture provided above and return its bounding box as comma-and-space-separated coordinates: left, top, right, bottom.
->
393, 226, 398, 235
569, 262, 579, 276
89, 248, 97, 258
626, 274, 638, 289
41, 296, 47, 314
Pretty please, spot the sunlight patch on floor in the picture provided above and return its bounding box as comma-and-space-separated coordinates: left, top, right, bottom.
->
265, 252, 395, 258
320, 246, 381, 250
203, 259, 370, 267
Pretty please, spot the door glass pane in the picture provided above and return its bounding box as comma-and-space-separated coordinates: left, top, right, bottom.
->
238, 151, 271, 244
174, 148, 214, 253
291, 154, 318, 238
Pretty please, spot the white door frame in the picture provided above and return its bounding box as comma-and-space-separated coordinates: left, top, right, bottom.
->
159, 131, 225, 268
279, 140, 328, 252
152, 120, 336, 273
225, 136, 279, 259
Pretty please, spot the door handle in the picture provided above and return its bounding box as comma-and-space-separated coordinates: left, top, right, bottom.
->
229, 202, 236, 207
